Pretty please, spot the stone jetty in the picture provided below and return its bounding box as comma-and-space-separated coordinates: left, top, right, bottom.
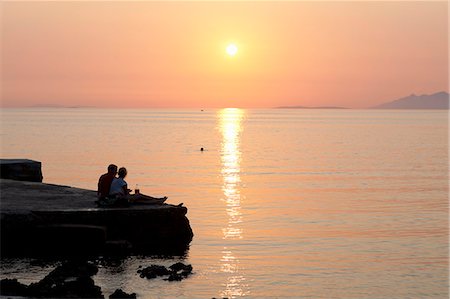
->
1, 173, 193, 256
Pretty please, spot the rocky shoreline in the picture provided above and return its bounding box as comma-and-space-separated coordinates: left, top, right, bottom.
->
0, 259, 194, 298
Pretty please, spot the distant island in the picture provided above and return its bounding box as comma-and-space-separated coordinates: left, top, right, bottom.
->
371, 91, 449, 109
276, 106, 348, 109
30, 104, 95, 108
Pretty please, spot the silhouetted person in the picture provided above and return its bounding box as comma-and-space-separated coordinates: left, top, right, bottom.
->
109, 167, 130, 197
110, 167, 167, 204
97, 164, 118, 200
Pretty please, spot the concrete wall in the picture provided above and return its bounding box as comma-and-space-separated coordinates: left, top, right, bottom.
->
0, 159, 43, 182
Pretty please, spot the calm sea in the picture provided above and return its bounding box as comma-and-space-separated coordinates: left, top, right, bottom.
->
0, 108, 448, 298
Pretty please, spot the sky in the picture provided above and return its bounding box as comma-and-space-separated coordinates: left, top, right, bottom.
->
1, 1, 448, 108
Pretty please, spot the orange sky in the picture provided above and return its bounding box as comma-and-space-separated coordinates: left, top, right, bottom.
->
1, 1, 448, 108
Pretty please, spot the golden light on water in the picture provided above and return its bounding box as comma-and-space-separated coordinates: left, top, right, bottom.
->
219, 108, 248, 298
220, 108, 244, 239
220, 248, 248, 297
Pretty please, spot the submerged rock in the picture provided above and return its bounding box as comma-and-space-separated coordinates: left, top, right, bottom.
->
109, 288, 137, 299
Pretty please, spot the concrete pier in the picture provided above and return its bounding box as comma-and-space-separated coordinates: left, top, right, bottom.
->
1, 179, 194, 256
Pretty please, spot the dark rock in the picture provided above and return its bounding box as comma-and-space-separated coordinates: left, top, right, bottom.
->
109, 289, 137, 299
169, 262, 193, 279
137, 263, 193, 281
36, 276, 104, 298
169, 262, 192, 273
157, 263, 193, 281
166, 273, 184, 281
1, 261, 103, 298
0, 159, 43, 182
0, 278, 29, 296
137, 265, 171, 279
47, 260, 99, 278
137, 262, 192, 281
26, 260, 104, 298
181, 269, 192, 277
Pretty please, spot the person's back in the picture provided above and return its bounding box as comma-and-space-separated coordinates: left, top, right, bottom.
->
107, 167, 130, 206
97, 164, 118, 199
109, 176, 127, 196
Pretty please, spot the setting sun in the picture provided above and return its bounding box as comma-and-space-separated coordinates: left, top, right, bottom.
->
226, 44, 238, 56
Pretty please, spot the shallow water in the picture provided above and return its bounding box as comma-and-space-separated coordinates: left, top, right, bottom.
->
1, 108, 448, 298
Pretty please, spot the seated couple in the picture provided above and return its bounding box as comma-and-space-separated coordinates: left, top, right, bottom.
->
97, 164, 167, 206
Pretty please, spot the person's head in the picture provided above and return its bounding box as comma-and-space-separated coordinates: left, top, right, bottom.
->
107, 164, 118, 174
118, 167, 127, 178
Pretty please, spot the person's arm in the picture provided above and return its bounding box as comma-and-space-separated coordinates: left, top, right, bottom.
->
122, 183, 130, 195
97, 176, 102, 197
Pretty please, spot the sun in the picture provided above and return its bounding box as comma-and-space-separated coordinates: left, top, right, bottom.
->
226, 44, 238, 56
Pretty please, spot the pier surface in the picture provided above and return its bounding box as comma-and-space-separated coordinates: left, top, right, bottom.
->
1, 179, 193, 256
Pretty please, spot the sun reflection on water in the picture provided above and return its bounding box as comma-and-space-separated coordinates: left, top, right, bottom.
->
220, 108, 244, 240
219, 108, 248, 298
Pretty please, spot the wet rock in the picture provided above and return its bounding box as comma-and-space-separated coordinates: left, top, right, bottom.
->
169, 262, 193, 279
138, 263, 193, 281
0, 278, 29, 296
166, 273, 184, 281
109, 288, 137, 299
169, 262, 192, 273
26, 260, 103, 298
137, 265, 171, 279
47, 260, 99, 278
30, 276, 103, 298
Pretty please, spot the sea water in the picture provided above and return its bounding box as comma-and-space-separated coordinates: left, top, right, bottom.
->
0, 108, 448, 298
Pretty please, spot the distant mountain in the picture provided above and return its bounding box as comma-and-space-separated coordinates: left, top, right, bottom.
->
372, 91, 449, 109
276, 106, 348, 109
